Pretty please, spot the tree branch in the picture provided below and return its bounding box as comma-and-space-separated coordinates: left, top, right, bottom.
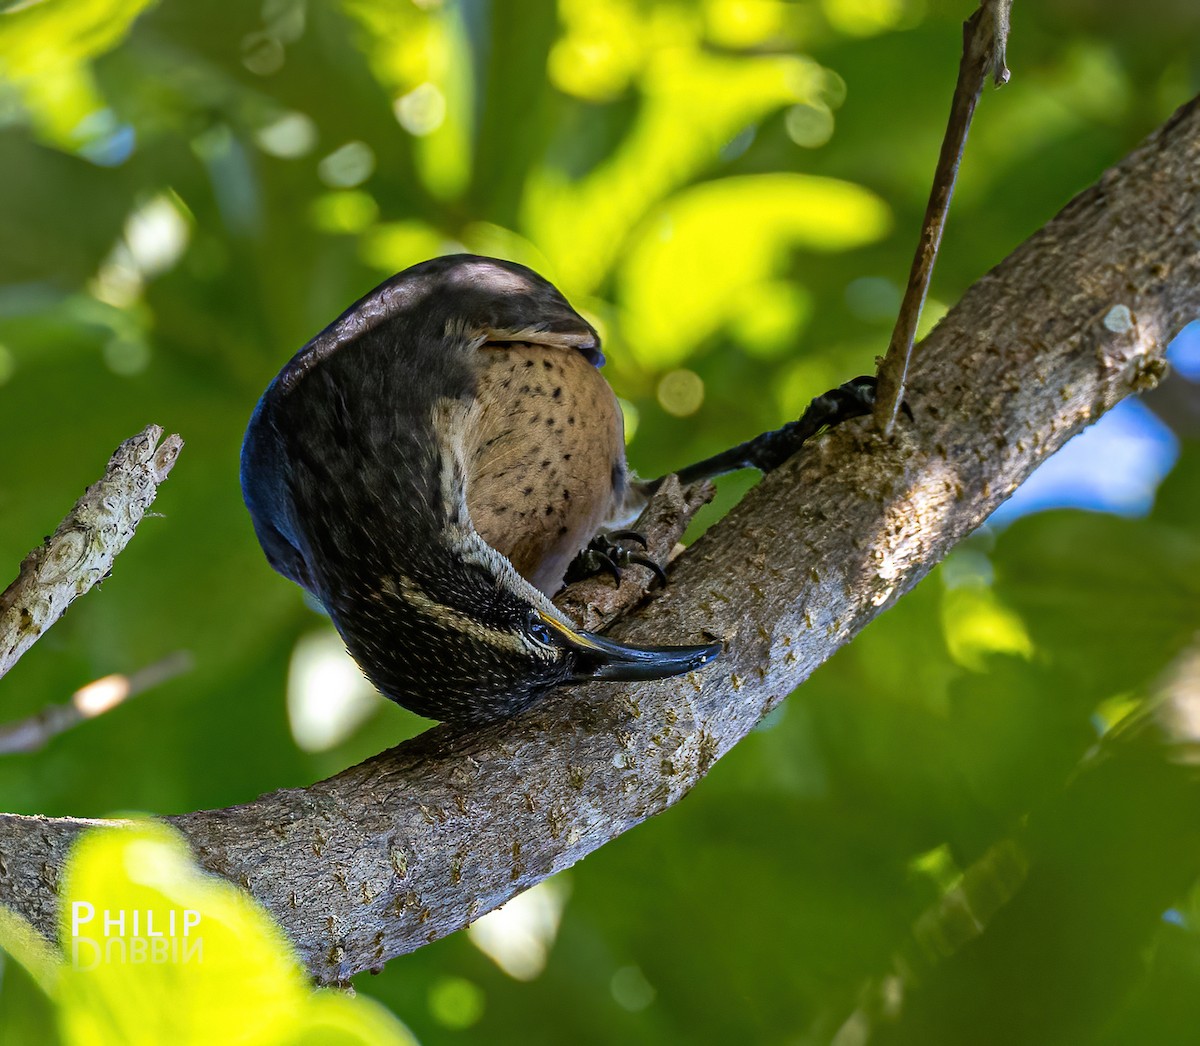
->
1, 95, 1197, 985
874, 0, 1014, 435
0, 425, 183, 682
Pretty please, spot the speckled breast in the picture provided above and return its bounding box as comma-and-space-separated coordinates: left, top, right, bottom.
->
466, 342, 627, 595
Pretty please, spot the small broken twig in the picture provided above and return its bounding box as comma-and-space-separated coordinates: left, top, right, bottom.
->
0, 425, 184, 683
874, 0, 1013, 436
0, 651, 193, 755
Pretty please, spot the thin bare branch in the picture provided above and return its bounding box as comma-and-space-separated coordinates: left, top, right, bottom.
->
874, 0, 1014, 435
0, 652, 193, 755
0, 426, 184, 683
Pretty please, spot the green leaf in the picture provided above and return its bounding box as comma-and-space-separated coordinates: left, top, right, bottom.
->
44, 822, 416, 1046
0, 906, 60, 998
993, 511, 1200, 700
0, 0, 157, 149
524, 48, 830, 295
617, 173, 890, 368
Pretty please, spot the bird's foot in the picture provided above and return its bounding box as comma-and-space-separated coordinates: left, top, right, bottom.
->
564, 530, 668, 588
745, 375, 912, 473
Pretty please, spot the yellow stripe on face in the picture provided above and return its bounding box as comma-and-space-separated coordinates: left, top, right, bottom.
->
393, 575, 539, 657
537, 610, 601, 652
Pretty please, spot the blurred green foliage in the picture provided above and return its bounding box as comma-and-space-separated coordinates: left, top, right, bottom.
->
0, 1, 1198, 1043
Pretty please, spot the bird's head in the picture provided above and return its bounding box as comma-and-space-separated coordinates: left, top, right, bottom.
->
330, 529, 720, 724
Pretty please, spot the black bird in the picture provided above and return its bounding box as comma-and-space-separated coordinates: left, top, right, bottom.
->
241, 255, 879, 723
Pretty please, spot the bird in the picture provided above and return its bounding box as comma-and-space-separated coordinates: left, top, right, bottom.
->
241, 254, 881, 724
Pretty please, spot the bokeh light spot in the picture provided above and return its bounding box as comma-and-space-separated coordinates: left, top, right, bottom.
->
618, 397, 640, 444
657, 369, 705, 417
287, 628, 379, 752
125, 193, 191, 276
309, 190, 380, 234
318, 141, 376, 188
394, 82, 446, 136
547, 2, 642, 103
241, 31, 285, 76
786, 103, 834, 147
705, 0, 785, 48
730, 281, 812, 359
822, 0, 918, 37
467, 878, 569, 981
75, 111, 136, 166
820, 67, 848, 109
611, 965, 657, 1012
942, 585, 1034, 672
102, 337, 151, 376
359, 221, 451, 273
428, 977, 484, 1030
1167, 320, 1200, 380
254, 111, 317, 158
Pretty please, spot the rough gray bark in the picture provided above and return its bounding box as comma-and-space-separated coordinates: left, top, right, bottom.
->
0, 426, 183, 680
1, 96, 1197, 986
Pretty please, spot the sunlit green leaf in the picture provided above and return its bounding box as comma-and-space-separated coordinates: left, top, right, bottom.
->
821, 0, 921, 37
0, 907, 60, 999
0, 0, 156, 150
341, 0, 472, 201
940, 584, 1034, 673
618, 173, 890, 367
525, 48, 830, 295
57, 822, 305, 1045
359, 220, 450, 274
0, 823, 418, 1045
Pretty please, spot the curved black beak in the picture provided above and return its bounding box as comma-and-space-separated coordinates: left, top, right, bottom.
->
537, 611, 721, 683
572, 632, 722, 682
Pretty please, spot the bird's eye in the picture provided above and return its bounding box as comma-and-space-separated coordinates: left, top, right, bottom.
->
528, 619, 555, 647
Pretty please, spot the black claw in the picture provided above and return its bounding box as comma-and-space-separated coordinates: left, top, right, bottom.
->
812, 374, 878, 427
564, 531, 668, 589
743, 374, 915, 474
598, 553, 622, 586
629, 555, 668, 588
665, 372, 915, 489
